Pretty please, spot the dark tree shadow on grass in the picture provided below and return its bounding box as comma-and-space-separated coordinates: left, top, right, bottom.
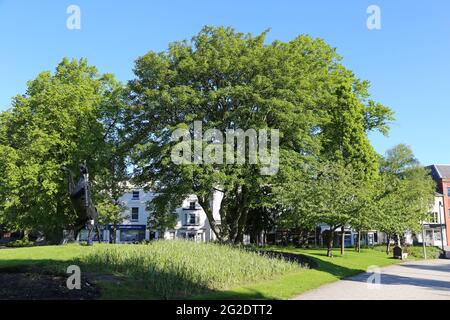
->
0, 259, 275, 300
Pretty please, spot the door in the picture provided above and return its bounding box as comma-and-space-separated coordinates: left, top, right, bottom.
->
368, 233, 374, 246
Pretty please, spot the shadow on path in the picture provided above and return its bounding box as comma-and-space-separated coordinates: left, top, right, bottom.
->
345, 262, 450, 293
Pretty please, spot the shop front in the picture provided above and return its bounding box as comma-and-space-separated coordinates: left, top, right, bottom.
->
109, 224, 147, 243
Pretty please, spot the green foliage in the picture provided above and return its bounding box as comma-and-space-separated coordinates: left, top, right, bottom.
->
96, 197, 127, 227
146, 197, 178, 235
77, 241, 300, 299
125, 26, 392, 243
374, 145, 435, 238
0, 58, 127, 241
275, 160, 375, 255
5, 238, 34, 248
372, 245, 441, 260
0, 27, 429, 254
403, 245, 442, 259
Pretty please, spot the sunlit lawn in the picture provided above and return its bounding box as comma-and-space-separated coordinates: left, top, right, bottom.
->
0, 243, 402, 299
194, 247, 401, 299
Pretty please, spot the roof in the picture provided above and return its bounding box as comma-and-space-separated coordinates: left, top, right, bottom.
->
436, 192, 444, 197
427, 165, 450, 180
434, 164, 450, 179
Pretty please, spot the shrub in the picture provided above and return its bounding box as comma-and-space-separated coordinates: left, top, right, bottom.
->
76, 240, 302, 299
371, 244, 442, 259
5, 239, 34, 248
404, 245, 441, 259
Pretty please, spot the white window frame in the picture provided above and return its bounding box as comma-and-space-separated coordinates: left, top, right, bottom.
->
131, 207, 139, 221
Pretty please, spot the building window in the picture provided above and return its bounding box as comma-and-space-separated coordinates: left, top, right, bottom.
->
189, 213, 196, 225
189, 201, 196, 210
132, 191, 140, 200
434, 230, 442, 241
120, 229, 145, 242
434, 212, 439, 224
131, 207, 139, 221
169, 231, 176, 240
429, 212, 439, 224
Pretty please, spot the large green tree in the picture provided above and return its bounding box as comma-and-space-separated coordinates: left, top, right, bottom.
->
125, 26, 392, 244
375, 144, 435, 253
0, 58, 126, 242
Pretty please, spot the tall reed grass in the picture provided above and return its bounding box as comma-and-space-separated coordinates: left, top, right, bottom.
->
77, 240, 302, 298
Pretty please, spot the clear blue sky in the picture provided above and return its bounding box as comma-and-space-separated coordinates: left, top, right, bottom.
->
0, 0, 449, 165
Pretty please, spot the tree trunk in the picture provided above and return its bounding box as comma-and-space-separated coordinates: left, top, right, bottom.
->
234, 210, 248, 245
386, 234, 391, 255
96, 225, 102, 243
111, 226, 117, 244
298, 230, 304, 248
327, 227, 335, 257
341, 226, 345, 256
356, 230, 361, 253
197, 195, 223, 242
233, 186, 249, 245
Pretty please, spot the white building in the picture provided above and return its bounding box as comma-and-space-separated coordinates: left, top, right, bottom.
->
80, 190, 447, 248
94, 189, 222, 243
315, 224, 387, 248
410, 193, 447, 248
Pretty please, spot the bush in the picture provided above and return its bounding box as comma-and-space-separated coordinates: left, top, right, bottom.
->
404, 245, 441, 259
76, 240, 302, 299
5, 239, 34, 248
371, 244, 442, 259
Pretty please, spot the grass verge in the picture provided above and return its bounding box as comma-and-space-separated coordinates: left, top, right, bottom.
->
75, 241, 301, 299
0, 243, 409, 299
192, 247, 402, 299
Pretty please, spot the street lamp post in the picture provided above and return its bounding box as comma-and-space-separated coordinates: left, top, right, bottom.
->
439, 201, 445, 251
422, 224, 427, 260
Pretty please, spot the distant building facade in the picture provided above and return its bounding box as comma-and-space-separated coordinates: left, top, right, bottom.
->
411, 193, 447, 248
427, 165, 450, 246
78, 189, 222, 243
77, 165, 450, 248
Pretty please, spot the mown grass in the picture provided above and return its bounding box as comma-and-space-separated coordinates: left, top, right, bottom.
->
0, 244, 94, 271
0, 242, 413, 300
75, 241, 302, 299
194, 246, 402, 299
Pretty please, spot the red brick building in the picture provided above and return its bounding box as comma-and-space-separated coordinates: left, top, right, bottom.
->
428, 165, 450, 246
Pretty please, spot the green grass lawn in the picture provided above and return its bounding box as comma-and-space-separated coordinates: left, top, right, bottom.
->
0, 243, 407, 300
193, 247, 402, 299
0, 244, 94, 269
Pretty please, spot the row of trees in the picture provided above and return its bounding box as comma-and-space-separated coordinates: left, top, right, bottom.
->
276, 145, 435, 256
0, 27, 436, 253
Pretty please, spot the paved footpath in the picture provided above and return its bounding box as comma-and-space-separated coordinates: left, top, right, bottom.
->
295, 259, 450, 300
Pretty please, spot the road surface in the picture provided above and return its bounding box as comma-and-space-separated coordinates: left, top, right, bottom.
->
295, 259, 450, 300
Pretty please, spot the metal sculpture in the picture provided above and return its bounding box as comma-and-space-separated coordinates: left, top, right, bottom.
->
61, 162, 101, 245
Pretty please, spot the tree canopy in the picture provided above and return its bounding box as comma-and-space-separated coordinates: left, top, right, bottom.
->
124, 26, 393, 243
0, 58, 127, 242
0, 27, 434, 251
375, 145, 435, 246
